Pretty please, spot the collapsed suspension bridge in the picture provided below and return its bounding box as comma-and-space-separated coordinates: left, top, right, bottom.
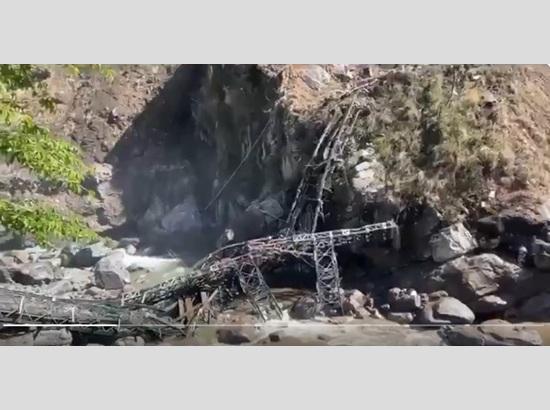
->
0, 94, 400, 335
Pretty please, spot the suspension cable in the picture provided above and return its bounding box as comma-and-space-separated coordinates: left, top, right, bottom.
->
203, 116, 273, 212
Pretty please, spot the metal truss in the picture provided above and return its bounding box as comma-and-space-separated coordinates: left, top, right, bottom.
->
313, 233, 342, 315
236, 257, 283, 321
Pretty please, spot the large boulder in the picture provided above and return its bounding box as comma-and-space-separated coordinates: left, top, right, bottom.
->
94, 163, 126, 228
441, 319, 542, 346
60, 267, 94, 289
387, 287, 421, 312
11, 261, 58, 285
423, 254, 528, 311
470, 294, 510, 314
160, 195, 202, 233
94, 250, 130, 290
415, 297, 475, 325
289, 296, 317, 320
430, 222, 477, 263
71, 242, 112, 267
351, 146, 386, 198
41, 279, 75, 296
476, 209, 549, 256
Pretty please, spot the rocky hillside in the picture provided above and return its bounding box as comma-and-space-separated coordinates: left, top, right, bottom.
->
2, 64, 550, 346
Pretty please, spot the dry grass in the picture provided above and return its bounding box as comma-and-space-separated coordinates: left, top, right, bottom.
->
356, 65, 550, 221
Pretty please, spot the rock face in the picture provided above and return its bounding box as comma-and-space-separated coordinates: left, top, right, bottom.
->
441, 319, 542, 346
160, 196, 201, 234
416, 297, 475, 325
430, 223, 477, 263
93, 250, 130, 290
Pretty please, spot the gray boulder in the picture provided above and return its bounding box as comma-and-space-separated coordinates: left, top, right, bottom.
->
430, 222, 477, 263
424, 254, 527, 307
34, 329, 73, 346
289, 296, 317, 320
94, 250, 130, 290
416, 297, 475, 325
301, 65, 331, 90
96, 172, 126, 227
60, 267, 94, 290
160, 196, 201, 233
434, 297, 475, 324
11, 261, 58, 285
387, 287, 421, 312
471, 294, 510, 314
41, 279, 74, 296
72, 242, 112, 267
352, 148, 386, 198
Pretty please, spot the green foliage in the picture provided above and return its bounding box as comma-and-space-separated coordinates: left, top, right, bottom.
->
0, 112, 90, 193
365, 67, 506, 220
0, 64, 98, 244
0, 199, 98, 246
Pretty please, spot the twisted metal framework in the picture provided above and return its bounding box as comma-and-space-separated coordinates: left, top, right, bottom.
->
0, 287, 171, 336
121, 221, 399, 307
313, 233, 342, 314
284, 102, 357, 236
282, 100, 359, 314
236, 257, 283, 321
0, 221, 398, 329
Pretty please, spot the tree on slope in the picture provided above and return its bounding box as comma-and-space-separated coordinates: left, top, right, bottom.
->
0, 64, 102, 245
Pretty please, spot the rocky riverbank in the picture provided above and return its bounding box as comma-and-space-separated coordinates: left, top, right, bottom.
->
1, 220, 550, 346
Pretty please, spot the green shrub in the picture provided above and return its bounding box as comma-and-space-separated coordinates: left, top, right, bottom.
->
0, 64, 98, 244
0, 199, 98, 246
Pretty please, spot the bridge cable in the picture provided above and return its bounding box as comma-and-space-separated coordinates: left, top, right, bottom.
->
203, 116, 273, 212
